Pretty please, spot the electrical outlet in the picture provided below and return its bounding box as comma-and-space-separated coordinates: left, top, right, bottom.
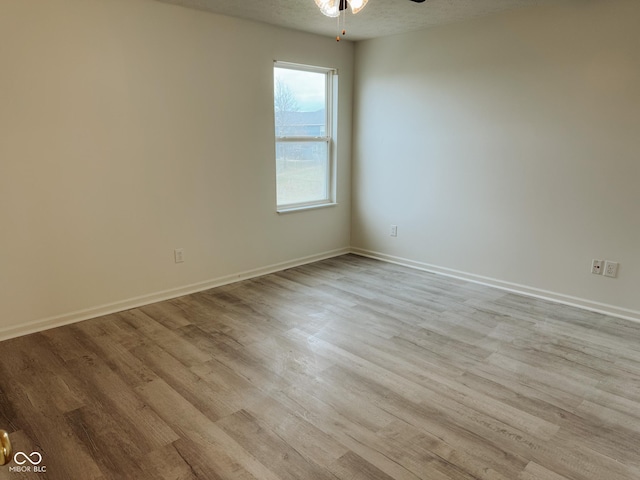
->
390, 225, 398, 237
591, 259, 603, 275
174, 248, 185, 263
604, 261, 618, 278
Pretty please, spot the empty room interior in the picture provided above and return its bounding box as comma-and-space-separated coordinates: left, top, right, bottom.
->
1, 0, 639, 478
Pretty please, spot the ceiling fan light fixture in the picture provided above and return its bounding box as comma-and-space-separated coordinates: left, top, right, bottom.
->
314, 0, 373, 41
349, 0, 368, 14
314, 0, 368, 17
314, 0, 340, 17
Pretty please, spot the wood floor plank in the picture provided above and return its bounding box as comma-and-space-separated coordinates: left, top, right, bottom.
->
1, 254, 639, 479
141, 443, 199, 480
518, 462, 571, 480
240, 392, 350, 467
134, 379, 281, 480
216, 409, 338, 480
272, 384, 423, 479
375, 420, 516, 480
329, 451, 398, 480
130, 341, 237, 421
63, 351, 179, 453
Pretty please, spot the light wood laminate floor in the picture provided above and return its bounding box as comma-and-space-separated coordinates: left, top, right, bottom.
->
1, 254, 640, 480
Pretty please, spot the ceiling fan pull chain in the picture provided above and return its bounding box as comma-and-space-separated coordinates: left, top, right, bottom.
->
342, 6, 347, 36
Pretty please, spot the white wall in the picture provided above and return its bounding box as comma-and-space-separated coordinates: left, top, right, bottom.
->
0, 0, 353, 337
352, 0, 640, 318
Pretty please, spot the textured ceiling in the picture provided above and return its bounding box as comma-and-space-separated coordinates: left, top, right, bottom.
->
155, 0, 551, 41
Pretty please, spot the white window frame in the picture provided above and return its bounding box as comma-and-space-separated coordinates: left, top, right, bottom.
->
274, 61, 337, 213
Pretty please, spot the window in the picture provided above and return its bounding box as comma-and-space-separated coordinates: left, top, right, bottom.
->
274, 62, 336, 211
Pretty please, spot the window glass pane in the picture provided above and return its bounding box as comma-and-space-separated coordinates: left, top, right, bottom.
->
274, 68, 326, 138
274, 62, 334, 210
276, 141, 328, 206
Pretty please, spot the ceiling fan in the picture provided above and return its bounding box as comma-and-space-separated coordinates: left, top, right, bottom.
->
316, 0, 425, 18
333, 0, 425, 12
316, 0, 426, 40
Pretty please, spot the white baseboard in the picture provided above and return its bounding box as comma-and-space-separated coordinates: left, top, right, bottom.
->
3, 246, 638, 341
0, 247, 351, 342
350, 248, 640, 324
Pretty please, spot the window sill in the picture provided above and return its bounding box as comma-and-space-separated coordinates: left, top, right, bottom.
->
277, 202, 338, 214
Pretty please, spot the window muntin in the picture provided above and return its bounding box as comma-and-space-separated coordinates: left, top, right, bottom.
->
274, 62, 335, 211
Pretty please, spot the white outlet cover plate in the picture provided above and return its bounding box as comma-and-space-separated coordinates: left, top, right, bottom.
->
604, 261, 618, 278
591, 259, 603, 275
